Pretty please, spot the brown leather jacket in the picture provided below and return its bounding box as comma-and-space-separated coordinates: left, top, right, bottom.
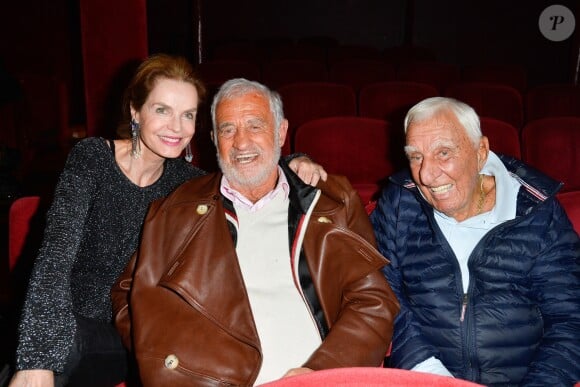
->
112, 163, 399, 386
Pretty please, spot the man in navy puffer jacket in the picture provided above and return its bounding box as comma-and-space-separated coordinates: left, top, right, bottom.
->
370, 97, 580, 386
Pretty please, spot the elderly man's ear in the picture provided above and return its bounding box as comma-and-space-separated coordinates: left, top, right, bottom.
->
477, 136, 490, 169
278, 119, 289, 148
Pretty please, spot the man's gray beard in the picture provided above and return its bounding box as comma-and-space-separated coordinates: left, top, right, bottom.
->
218, 145, 281, 190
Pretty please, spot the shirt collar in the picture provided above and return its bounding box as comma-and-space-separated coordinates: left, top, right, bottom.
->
220, 166, 290, 212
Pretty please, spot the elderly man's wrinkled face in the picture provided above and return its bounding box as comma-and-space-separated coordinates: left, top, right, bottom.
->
405, 110, 488, 222
215, 91, 287, 193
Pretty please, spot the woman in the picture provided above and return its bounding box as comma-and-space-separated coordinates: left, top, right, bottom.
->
9, 54, 326, 387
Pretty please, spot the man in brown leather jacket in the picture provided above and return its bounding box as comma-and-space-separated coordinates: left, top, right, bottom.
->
112, 78, 399, 386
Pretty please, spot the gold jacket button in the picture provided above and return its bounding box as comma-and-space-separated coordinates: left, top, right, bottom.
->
317, 216, 332, 223
164, 354, 179, 369
196, 204, 209, 215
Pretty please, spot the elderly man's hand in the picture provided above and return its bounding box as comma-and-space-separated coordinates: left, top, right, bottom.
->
282, 367, 314, 378
289, 156, 328, 186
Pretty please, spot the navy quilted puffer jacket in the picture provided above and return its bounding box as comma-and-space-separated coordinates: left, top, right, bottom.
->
371, 155, 580, 387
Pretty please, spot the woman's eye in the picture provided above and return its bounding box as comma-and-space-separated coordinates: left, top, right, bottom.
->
155, 107, 166, 114
184, 112, 195, 120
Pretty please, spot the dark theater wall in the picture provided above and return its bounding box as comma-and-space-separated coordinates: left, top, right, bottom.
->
196, 0, 578, 86
0, 0, 577, 131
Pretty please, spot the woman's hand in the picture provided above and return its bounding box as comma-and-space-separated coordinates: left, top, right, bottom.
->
8, 369, 54, 387
289, 156, 328, 186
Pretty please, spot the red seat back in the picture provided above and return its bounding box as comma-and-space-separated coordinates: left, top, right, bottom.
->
445, 82, 524, 129
462, 64, 527, 94
557, 190, 580, 235
327, 44, 382, 66
329, 59, 396, 92
397, 61, 460, 93
358, 81, 439, 128
195, 60, 261, 88
479, 117, 521, 159
9, 196, 42, 272
525, 84, 580, 122
521, 117, 580, 192
262, 60, 327, 89
277, 82, 357, 154
294, 117, 396, 203
259, 367, 485, 387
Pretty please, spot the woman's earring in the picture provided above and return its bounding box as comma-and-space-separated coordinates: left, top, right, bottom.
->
184, 143, 193, 163
130, 119, 141, 159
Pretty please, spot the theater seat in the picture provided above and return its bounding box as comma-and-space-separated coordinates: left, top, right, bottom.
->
9, 196, 42, 272
261, 59, 327, 89
358, 81, 439, 130
462, 64, 527, 94
397, 61, 460, 93
556, 190, 580, 235
294, 117, 397, 203
329, 59, 396, 91
258, 367, 484, 387
277, 82, 357, 155
445, 82, 524, 129
521, 117, 580, 192
479, 117, 521, 159
525, 83, 580, 122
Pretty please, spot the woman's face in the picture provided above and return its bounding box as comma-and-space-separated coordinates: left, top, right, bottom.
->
132, 78, 199, 160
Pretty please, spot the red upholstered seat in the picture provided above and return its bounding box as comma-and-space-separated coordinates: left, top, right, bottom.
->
525, 83, 580, 122
195, 60, 261, 87
383, 45, 438, 65
294, 117, 398, 203
210, 40, 266, 63
268, 42, 327, 63
258, 367, 484, 387
8, 196, 42, 272
329, 59, 396, 92
445, 82, 524, 129
557, 190, 580, 235
3, 196, 44, 304
358, 81, 439, 129
462, 64, 528, 94
521, 116, 580, 192
479, 117, 521, 159
327, 44, 382, 65
261, 60, 327, 90
397, 61, 461, 93
277, 82, 357, 155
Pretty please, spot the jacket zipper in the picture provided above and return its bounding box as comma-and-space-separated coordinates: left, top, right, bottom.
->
460, 293, 468, 322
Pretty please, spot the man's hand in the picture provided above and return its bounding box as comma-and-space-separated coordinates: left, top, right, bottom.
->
282, 367, 314, 378
8, 369, 55, 387
289, 156, 328, 186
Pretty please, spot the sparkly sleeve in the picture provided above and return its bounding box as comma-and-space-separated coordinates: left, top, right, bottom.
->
15, 138, 103, 372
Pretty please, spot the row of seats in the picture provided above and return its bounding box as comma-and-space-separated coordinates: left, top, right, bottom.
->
208, 40, 533, 95
265, 81, 577, 152
196, 61, 579, 126
6, 187, 580, 294
289, 115, 580, 203
209, 40, 438, 67
198, 58, 534, 94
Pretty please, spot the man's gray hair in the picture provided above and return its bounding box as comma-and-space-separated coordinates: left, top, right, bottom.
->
210, 78, 285, 144
404, 96, 482, 147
